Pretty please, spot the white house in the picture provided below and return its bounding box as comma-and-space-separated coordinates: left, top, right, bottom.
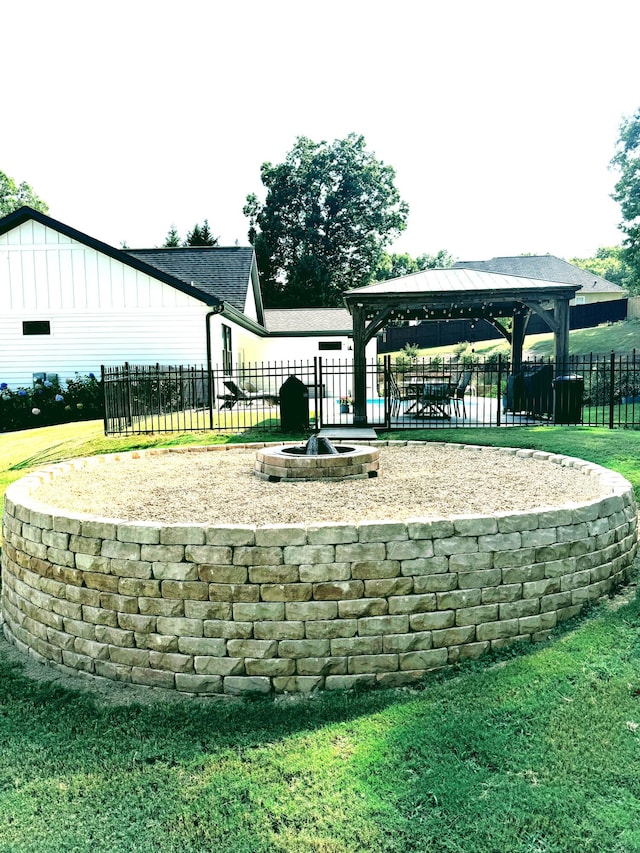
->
0, 207, 372, 389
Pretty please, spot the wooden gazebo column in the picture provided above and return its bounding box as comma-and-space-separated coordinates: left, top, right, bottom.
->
554, 297, 570, 375
351, 303, 368, 427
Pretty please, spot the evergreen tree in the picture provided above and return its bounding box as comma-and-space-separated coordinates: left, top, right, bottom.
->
185, 219, 218, 246
163, 225, 181, 247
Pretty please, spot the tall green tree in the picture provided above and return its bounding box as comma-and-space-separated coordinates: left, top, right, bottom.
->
184, 219, 218, 246
373, 249, 455, 281
0, 170, 48, 217
611, 108, 640, 293
244, 134, 409, 307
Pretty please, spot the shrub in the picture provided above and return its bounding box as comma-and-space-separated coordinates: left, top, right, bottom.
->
0, 374, 103, 433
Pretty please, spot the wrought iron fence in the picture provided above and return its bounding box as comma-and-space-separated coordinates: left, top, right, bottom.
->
102, 359, 385, 435
102, 351, 640, 435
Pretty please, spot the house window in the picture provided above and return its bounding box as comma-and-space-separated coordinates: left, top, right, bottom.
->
574, 295, 586, 305
318, 341, 342, 351
22, 320, 51, 336
222, 324, 233, 374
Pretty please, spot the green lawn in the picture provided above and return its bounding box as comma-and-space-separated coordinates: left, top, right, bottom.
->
0, 422, 639, 852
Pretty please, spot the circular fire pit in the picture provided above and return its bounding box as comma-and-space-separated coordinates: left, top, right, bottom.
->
1, 442, 637, 697
254, 441, 380, 481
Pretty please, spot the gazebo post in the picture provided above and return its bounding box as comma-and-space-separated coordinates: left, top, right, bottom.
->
554, 298, 570, 375
511, 310, 526, 374
351, 303, 368, 426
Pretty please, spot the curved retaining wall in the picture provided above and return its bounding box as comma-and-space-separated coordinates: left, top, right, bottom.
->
1, 443, 637, 696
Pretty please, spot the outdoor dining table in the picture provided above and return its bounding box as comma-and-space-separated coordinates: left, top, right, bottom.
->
403, 377, 452, 418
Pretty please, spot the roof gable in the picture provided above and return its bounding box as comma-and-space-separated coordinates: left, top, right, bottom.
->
125, 247, 262, 319
453, 255, 624, 294
0, 206, 222, 308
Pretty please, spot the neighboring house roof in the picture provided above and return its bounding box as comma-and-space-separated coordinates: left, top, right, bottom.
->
125, 247, 258, 315
0, 206, 224, 309
452, 255, 624, 295
264, 308, 353, 335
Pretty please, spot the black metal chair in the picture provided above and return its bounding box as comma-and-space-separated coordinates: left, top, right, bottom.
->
388, 374, 413, 416
451, 370, 473, 417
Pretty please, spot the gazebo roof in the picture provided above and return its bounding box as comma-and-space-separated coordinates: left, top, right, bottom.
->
344, 268, 579, 311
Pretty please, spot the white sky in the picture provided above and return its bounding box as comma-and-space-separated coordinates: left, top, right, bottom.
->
3, 0, 639, 262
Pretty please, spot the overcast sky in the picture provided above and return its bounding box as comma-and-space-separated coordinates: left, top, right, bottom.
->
3, 0, 639, 262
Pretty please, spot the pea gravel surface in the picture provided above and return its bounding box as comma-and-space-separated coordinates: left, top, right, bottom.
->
32, 444, 607, 526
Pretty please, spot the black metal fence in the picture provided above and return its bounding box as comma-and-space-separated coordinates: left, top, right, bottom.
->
102, 351, 640, 435
102, 359, 386, 435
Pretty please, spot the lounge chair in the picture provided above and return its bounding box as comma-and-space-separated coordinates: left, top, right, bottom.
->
217, 379, 279, 409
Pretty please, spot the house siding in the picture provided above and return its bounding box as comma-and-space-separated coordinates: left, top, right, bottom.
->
0, 221, 213, 387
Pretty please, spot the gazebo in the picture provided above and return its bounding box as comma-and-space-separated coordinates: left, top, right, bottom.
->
343, 268, 580, 426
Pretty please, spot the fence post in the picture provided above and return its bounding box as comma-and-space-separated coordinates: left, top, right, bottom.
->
496, 354, 502, 427
609, 351, 615, 430
315, 357, 321, 429
101, 365, 108, 435
384, 354, 391, 427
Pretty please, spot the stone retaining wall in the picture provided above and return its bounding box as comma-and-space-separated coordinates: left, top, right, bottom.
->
1, 443, 637, 696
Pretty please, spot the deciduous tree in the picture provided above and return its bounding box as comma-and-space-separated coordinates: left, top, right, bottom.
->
0, 170, 48, 217
373, 249, 455, 281
569, 246, 633, 291
244, 134, 409, 307
611, 108, 640, 293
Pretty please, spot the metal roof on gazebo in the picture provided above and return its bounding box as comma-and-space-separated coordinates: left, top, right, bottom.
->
344, 268, 578, 316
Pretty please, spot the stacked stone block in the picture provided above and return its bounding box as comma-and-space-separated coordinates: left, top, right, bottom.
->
1, 444, 637, 695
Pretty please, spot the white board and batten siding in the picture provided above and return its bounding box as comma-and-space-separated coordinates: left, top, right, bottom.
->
0, 220, 214, 387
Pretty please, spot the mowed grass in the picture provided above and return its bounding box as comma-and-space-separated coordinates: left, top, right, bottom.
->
0, 591, 639, 852
0, 422, 640, 851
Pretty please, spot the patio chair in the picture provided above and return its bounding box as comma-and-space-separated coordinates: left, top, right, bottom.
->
217, 379, 279, 409
388, 374, 413, 416
450, 370, 473, 417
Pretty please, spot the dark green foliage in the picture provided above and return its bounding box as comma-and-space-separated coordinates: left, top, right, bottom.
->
162, 225, 182, 247
373, 249, 455, 281
569, 246, 634, 291
611, 108, 640, 294
162, 221, 219, 247
244, 134, 409, 307
184, 219, 218, 246
0, 170, 48, 217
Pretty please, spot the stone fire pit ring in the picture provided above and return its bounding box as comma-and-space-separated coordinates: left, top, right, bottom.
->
254, 443, 380, 481
1, 442, 637, 698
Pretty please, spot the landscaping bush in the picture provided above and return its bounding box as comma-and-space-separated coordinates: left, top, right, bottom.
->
0, 374, 104, 433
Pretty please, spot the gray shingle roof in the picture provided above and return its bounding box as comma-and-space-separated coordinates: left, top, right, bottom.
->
452, 255, 624, 294
126, 247, 255, 312
264, 308, 353, 334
